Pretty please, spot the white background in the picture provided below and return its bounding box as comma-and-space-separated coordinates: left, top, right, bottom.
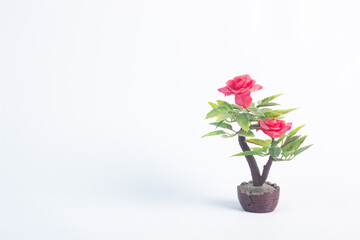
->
1, 0, 360, 239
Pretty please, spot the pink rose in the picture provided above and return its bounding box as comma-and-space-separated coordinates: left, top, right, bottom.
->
218, 75, 262, 108
258, 119, 292, 138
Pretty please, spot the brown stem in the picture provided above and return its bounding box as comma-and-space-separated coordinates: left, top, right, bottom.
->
238, 136, 261, 186
259, 156, 273, 185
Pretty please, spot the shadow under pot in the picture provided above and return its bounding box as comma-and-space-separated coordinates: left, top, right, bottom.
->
237, 181, 280, 213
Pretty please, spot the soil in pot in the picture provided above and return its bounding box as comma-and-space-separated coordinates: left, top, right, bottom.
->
237, 181, 280, 213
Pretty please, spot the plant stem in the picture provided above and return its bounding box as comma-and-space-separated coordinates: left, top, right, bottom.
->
259, 156, 273, 185
238, 136, 261, 186
238, 136, 274, 186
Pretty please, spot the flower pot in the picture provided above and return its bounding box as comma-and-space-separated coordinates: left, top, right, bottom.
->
237, 181, 280, 213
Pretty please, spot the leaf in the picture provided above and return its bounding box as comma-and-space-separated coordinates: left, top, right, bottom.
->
282, 135, 307, 152
287, 125, 305, 138
202, 130, 226, 138
248, 107, 265, 119
216, 112, 231, 122
221, 134, 236, 138
273, 158, 288, 161
215, 120, 225, 128
236, 113, 250, 132
230, 104, 245, 111
294, 144, 313, 156
282, 150, 295, 157
250, 124, 260, 130
246, 138, 270, 146
273, 108, 297, 114
291, 136, 307, 151
262, 143, 271, 152
257, 102, 280, 108
205, 106, 228, 119
232, 150, 262, 157
284, 135, 301, 145
216, 100, 232, 110
272, 134, 286, 146
251, 147, 263, 151
291, 135, 307, 150
258, 94, 283, 104
260, 108, 273, 113
281, 135, 300, 151
236, 129, 255, 137
208, 102, 217, 109
248, 114, 259, 121
264, 112, 282, 118
210, 122, 233, 131
269, 146, 281, 158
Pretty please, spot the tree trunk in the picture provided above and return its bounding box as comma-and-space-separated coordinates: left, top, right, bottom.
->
238, 136, 273, 186
238, 136, 261, 186
259, 156, 273, 185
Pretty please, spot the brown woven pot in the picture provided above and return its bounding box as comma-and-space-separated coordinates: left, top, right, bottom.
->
237, 181, 280, 213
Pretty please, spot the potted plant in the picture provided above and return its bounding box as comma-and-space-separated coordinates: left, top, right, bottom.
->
203, 75, 312, 213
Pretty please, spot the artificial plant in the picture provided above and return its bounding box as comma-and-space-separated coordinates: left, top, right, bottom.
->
203, 75, 312, 186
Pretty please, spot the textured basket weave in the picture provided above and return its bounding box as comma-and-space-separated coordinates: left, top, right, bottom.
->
237, 181, 280, 213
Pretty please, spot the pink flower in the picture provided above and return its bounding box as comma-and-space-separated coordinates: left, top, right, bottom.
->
218, 75, 262, 108
258, 119, 292, 138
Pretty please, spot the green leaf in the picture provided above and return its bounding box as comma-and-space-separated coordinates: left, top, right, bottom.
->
248, 107, 265, 119
205, 106, 228, 119
236, 129, 255, 137
250, 124, 260, 130
246, 138, 270, 146
262, 143, 271, 152
272, 134, 287, 146
208, 102, 217, 109
248, 114, 259, 121
294, 144, 313, 156
210, 122, 233, 131
202, 130, 226, 138
230, 104, 245, 111
281, 135, 300, 151
273, 108, 297, 114
258, 94, 283, 104
251, 147, 263, 151
215, 120, 225, 128
264, 112, 282, 118
282, 150, 295, 157
221, 134, 236, 138
291, 136, 307, 151
273, 158, 288, 161
287, 125, 305, 138
232, 150, 262, 157
284, 135, 301, 145
236, 113, 250, 131
259, 108, 273, 113
216, 100, 232, 110
257, 102, 280, 108
282, 135, 307, 152
269, 146, 281, 157
216, 112, 231, 122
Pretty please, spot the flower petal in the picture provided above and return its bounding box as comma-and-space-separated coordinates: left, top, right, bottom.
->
250, 84, 263, 92
226, 79, 237, 89
234, 92, 252, 108
261, 129, 281, 138
282, 122, 292, 132
259, 120, 270, 130
218, 86, 233, 96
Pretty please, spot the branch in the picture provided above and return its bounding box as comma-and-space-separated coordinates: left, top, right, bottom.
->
259, 156, 273, 185
238, 136, 261, 186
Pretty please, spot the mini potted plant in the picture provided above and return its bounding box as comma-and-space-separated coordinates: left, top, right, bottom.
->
203, 75, 312, 213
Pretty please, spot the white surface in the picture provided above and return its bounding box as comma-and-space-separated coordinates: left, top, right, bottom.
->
1, 0, 360, 239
